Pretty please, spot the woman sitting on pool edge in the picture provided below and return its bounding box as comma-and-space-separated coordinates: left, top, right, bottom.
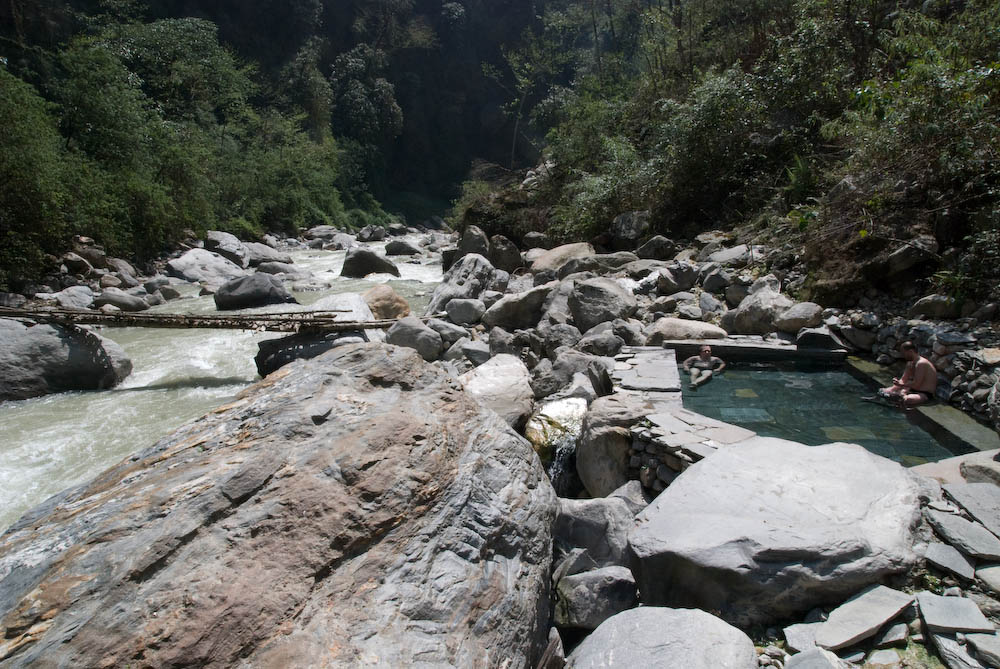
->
682, 345, 725, 389
877, 341, 937, 407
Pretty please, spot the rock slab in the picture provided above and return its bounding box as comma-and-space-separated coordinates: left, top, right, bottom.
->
629, 441, 923, 626
813, 585, 913, 650
565, 607, 757, 669
0, 343, 557, 667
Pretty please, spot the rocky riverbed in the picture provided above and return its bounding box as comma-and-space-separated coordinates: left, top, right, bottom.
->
2, 219, 1000, 667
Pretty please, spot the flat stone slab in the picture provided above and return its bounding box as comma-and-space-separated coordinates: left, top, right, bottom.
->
784, 622, 822, 653
814, 585, 914, 650
785, 648, 845, 669
930, 633, 987, 669
966, 633, 1000, 667
926, 510, 1000, 560
646, 412, 692, 434
917, 591, 994, 634
866, 649, 902, 668
875, 622, 909, 648
976, 564, 1000, 594
701, 424, 756, 445
925, 542, 976, 580
945, 483, 1000, 539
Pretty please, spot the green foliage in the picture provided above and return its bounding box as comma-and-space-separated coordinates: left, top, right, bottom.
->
0, 68, 69, 290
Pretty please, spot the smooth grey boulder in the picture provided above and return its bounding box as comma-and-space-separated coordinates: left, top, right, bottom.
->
576, 331, 624, 357
784, 622, 822, 654
327, 232, 358, 250
926, 510, 1000, 561
636, 235, 677, 260
384, 239, 422, 256
910, 294, 962, 319
576, 393, 651, 497
205, 230, 250, 268
702, 267, 732, 293
489, 234, 523, 273
254, 293, 384, 376
166, 248, 248, 288
424, 318, 468, 348
568, 278, 637, 332
256, 261, 306, 276
61, 251, 92, 274
303, 224, 342, 240
566, 607, 757, 669
813, 585, 914, 651
555, 566, 637, 630
530, 243, 594, 283
357, 224, 387, 242
458, 224, 490, 259
214, 274, 298, 310
460, 339, 491, 366
482, 282, 556, 331
776, 302, 824, 333
445, 298, 486, 325
722, 286, 794, 335
644, 317, 726, 345
0, 318, 132, 401
555, 497, 633, 568
0, 344, 557, 668
386, 315, 443, 361
629, 440, 924, 626
609, 480, 652, 516
52, 285, 95, 309
243, 241, 292, 266
340, 248, 400, 278
887, 234, 938, 275
708, 243, 766, 268
93, 287, 150, 312
459, 354, 534, 430
425, 254, 495, 315
539, 323, 583, 357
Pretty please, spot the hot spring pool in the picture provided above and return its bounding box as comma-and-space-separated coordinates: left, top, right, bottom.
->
681, 363, 974, 466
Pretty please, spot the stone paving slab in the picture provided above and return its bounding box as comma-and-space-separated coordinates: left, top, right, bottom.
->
925, 542, 976, 580
945, 483, 1000, 540
917, 591, 994, 634
814, 585, 914, 651
701, 424, 757, 445
646, 412, 693, 434
926, 510, 1000, 561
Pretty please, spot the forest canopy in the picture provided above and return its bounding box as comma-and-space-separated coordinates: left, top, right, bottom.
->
1, 0, 998, 299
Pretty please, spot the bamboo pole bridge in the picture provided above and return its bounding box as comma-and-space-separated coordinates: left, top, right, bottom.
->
0, 306, 417, 333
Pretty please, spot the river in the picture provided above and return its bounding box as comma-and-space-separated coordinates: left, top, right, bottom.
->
0, 240, 442, 531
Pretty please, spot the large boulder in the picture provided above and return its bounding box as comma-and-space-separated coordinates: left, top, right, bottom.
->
205, 230, 250, 268
93, 287, 150, 312
0, 318, 132, 401
629, 439, 924, 626
635, 235, 678, 260
357, 224, 387, 242
386, 315, 443, 361
531, 349, 611, 400
243, 241, 293, 266
722, 287, 794, 335
460, 354, 534, 430
554, 566, 637, 630
555, 497, 633, 568
568, 278, 637, 333
776, 302, 824, 333
214, 273, 298, 310
457, 224, 490, 259
644, 317, 726, 345
566, 607, 757, 669
424, 254, 496, 315
489, 234, 523, 273
384, 239, 422, 256
530, 243, 595, 282
0, 344, 557, 667
254, 293, 384, 376
576, 393, 651, 497
482, 282, 556, 331
608, 211, 650, 251
362, 284, 410, 320
166, 248, 249, 288
340, 248, 400, 278
51, 285, 94, 309
557, 252, 639, 280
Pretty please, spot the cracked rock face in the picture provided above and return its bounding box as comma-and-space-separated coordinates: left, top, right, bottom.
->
0, 343, 557, 668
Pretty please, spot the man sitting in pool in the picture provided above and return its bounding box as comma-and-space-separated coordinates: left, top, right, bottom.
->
878, 341, 937, 407
682, 344, 725, 389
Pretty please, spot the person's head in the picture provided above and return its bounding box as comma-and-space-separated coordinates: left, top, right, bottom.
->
699, 345, 712, 358
900, 341, 918, 361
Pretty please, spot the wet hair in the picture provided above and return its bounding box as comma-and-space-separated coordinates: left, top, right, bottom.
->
900, 341, 917, 352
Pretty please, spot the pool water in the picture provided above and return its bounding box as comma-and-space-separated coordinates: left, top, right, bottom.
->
681, 364, 973, 466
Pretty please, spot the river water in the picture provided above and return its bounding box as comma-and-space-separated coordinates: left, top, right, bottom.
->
0, 240, 442, 531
